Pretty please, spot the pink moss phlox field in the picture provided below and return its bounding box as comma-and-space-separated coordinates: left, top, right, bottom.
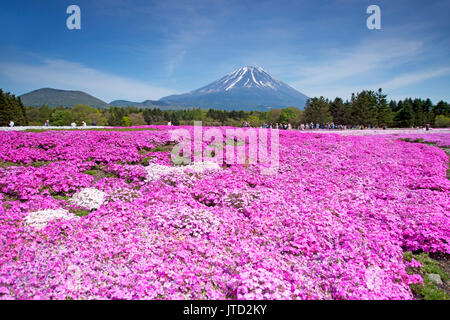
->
386, 133, 450, 148
0, 127, 449, 300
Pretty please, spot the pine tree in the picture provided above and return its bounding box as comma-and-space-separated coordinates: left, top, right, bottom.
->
412, 98, 424, 127
0, 89, 9, 126
375, 88, 392, 127
422, 99, 433, 124
0, 90, 29, 126
17, 96, 28, 125
389, 100, 398, 112
350, 90, 377, 126
433, 101, 449, 116
329, 98, 346, 125
304, 97, 332, 124
394, 99, 414, 127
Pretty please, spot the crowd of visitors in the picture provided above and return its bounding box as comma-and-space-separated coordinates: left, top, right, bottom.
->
5, 118, 433, 131
256, 122, 433, 131
259, 122, 358, 130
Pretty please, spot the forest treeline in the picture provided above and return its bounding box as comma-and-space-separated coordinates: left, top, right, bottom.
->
1, 88, 449, 127
0, 89, 28, 126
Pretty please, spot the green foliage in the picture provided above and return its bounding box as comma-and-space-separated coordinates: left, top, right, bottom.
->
409, 252, 448, 281
108, 107, 127, 126
411, 278, 449, 300
128, 112, 146, 126
247, 115, 262, 127
394, 99, 414, 128
400, 137, 424, 144
70, 104, 107, 126
52, 195, 71, 201
0, 161, 20, 168
266, 108, 281, 124
50, 108, 72, 126
140, 156, 153, 166
404, 251, 449, 300
435, 115, 450, 128
69, 208, 91, 217
223, 118, 242, 127
82, 170, 99, 176
349, 90, 377, 126
375, 88, 393, 126
120, 116, 132, 127
278, 107, 297, 124
0, 89, 28, 126
433, 100, 450, 117
329, 98, 347, 125
304, 97, 332, 124
29, 161, 51, 167
105, 172, 119, 178
149, 144, 174, 152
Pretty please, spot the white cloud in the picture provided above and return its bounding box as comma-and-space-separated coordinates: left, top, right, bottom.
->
289, 66, 450, 101
0, 59, 177, 102
377, 67, 450, 90
292, 38, 424, 88
287, 37, 450, 100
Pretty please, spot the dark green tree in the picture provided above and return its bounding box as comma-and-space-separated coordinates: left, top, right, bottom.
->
304, 97, 332, 124
394, 99, 414, 127
375, 88, 393, 127
349, 90, 377, 126
329, 97, 346, 125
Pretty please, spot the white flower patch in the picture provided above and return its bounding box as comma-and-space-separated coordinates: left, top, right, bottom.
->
72, 188, 106, 210
66, 264, 83, 292
185, 161, 221, 173
24, 209, 78, 230
145, 161, 220, 182
145, 163, 181, 181
177, 207, 222, 237
365, 265, 384, 291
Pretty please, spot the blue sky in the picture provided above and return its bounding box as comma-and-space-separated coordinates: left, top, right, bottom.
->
1, 0, 449, 103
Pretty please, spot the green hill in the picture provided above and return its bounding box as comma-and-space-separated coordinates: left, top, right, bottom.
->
20, 88, 110, 108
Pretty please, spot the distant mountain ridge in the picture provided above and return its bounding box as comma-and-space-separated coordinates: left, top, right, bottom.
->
20, 89, 183, 110
159, 66, 309, 110
109, 99, 170, 108
20, 88, 110, 109
19, 67, 309, 111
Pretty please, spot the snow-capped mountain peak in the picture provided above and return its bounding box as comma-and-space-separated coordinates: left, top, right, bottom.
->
197, 66, 283, 93
159, 66, 309, 110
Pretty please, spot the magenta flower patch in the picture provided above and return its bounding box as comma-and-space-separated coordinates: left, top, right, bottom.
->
0, 128, 448, 300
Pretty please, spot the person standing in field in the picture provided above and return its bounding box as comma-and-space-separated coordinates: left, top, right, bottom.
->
9, 120, 14, 127
44, 120, 49, 127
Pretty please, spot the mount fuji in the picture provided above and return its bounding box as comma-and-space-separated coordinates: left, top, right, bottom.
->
159, 66, 309, 111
